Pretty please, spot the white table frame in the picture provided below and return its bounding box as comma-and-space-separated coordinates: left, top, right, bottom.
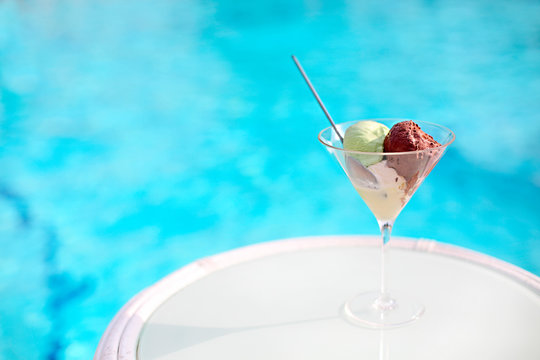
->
94, 235, 540, 360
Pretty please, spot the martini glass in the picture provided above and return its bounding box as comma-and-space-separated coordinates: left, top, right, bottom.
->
319, 119, 455, 328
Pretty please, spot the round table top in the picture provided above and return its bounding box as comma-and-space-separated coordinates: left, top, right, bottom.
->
94, 236, 540, 360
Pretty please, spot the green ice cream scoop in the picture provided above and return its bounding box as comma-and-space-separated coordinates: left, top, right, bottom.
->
343, 120, 390, 167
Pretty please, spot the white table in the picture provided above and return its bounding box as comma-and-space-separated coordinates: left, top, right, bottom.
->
95, 236, 540, 360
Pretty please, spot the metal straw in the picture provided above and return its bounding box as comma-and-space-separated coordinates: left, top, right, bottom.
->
292, 55, 379, 187
291, 55, 344, 143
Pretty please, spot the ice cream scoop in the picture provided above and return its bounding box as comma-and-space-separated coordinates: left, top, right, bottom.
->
343, 120, 390, 167
383, 120, 440, 152
383, 120, 442, 189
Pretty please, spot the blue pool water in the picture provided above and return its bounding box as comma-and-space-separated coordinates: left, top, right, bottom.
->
1, 0, 539, 358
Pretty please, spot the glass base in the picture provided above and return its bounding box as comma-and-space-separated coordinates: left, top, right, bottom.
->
342, 291, 425, 329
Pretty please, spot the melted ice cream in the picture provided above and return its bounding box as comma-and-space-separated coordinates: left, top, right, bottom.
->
352, 160, 408, 222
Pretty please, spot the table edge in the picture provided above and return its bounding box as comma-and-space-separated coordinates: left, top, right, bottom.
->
93, 235, 540, 360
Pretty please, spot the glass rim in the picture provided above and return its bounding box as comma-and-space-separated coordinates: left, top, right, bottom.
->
318, 118, 456, 156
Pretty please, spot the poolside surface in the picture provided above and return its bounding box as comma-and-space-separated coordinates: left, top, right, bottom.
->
1, 0, 539, 359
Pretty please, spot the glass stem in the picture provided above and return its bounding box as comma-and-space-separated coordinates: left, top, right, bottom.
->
378, 221, 393, 298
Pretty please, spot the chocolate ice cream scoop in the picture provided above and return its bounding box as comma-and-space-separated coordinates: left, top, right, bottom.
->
383, 120, 440, 152
383, 121, 443, 192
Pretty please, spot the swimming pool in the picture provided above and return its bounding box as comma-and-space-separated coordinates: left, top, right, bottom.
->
1, 0, 539, 358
